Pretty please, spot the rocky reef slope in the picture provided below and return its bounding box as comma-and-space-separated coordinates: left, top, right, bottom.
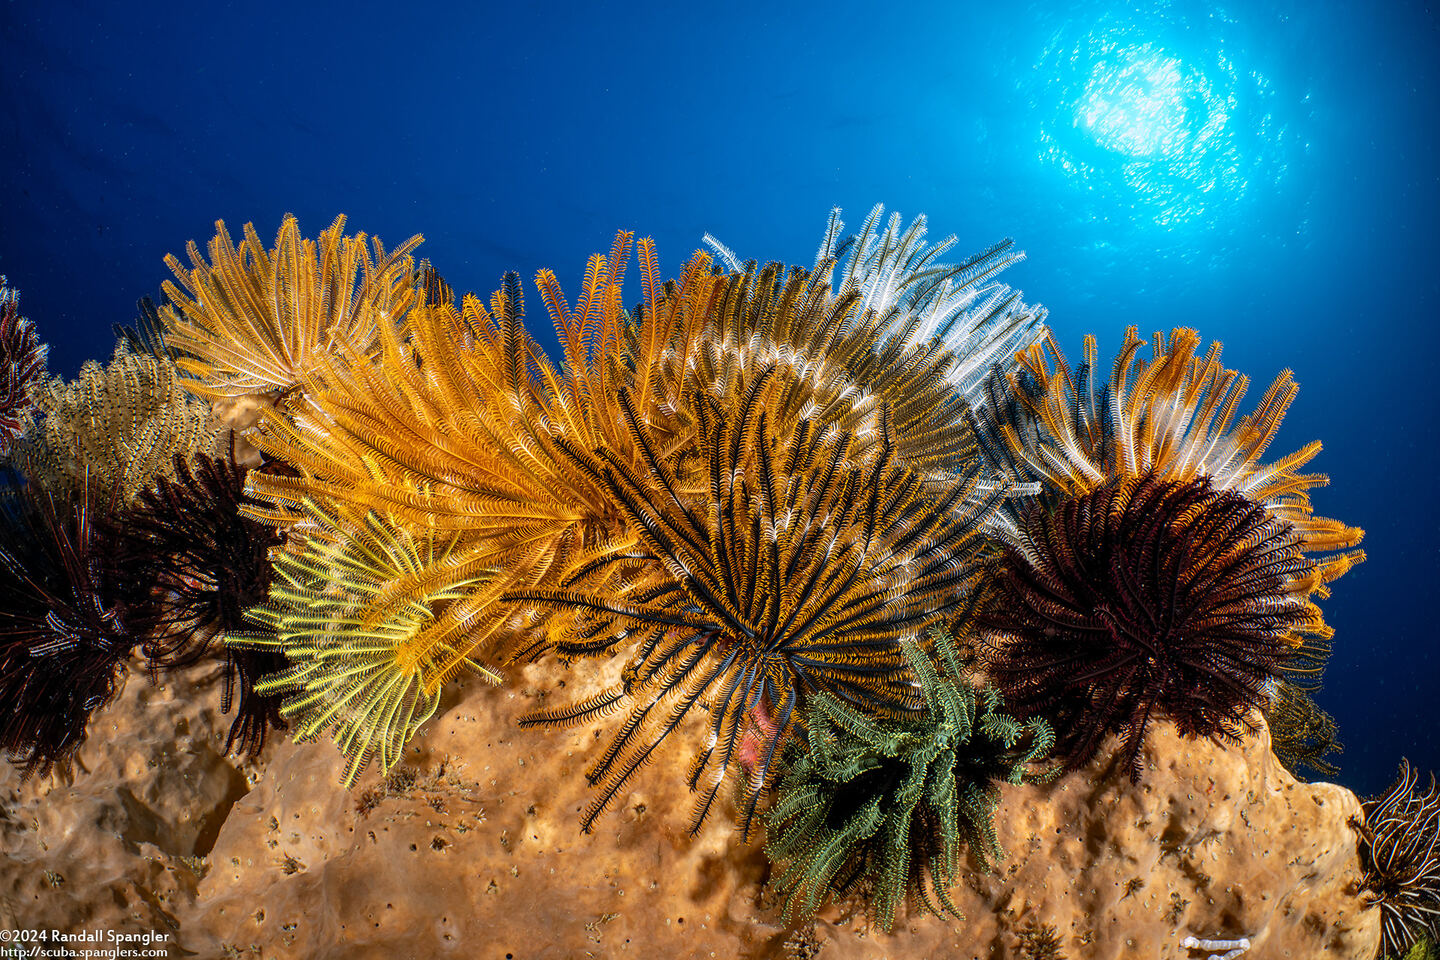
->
0, 660, 1380, 959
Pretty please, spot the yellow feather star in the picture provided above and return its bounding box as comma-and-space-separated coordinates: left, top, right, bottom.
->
243, 235, 709, 682
239, 230, 1019, 705
227, 499, 499, 787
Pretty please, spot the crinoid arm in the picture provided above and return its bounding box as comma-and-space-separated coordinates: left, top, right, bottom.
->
507, 376, 1004, 838
0, 278, 48, 457
226, 500, 501, 786
1357, 761, 1440, 957
974, 326, 1365, 576
706, 203, 1047, 411
1262, 680, 1343, 780
656, 252, 991, 476
970, 325, 1365, 691
113, 295, 183, 363
8, 341, 221, 503
764, 630, 1052, 931
160, 214, 423, 401
104, 448, 285, 756
241, 237, 705, 672
0, 484, 159, 774
979, 474, 1316, 781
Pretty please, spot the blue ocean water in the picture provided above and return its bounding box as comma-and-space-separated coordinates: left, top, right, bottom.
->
0, 0, 1434, 799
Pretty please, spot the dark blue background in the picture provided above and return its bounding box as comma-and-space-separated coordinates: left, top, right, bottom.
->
1, 0, 1435, 799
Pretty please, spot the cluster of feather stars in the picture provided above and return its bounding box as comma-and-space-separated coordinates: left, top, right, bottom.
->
0, 207, 1405, 935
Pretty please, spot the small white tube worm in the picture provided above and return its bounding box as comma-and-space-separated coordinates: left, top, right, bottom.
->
1180, 934, 1253, 960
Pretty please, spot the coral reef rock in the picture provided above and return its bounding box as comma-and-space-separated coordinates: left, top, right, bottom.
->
0, 661, 1380, 959
208, 393, 272, 467
0, 661, 251, 938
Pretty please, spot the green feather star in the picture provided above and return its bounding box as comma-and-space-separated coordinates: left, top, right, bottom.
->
764, 630, 1054, 930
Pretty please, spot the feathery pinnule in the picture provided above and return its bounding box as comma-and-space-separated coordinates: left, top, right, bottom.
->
765, 630, 1052, 931
0, 279, 47, 456
227, 498, 498, 787
1355, 760, 1440, 957
1263, 680, 1343, 779
244, 234, 723, 683
160, 214, 423, 401
978, 326, 1364, 600
10, 343, 222, 502
507, 378, 1006, 838
708, 203, 1048, 422
241, 228, 1020, 708
104, 449, 285, 757
650, 259, 973, 472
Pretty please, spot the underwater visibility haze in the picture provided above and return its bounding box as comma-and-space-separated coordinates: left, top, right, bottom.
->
0, 0, 1438, 954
